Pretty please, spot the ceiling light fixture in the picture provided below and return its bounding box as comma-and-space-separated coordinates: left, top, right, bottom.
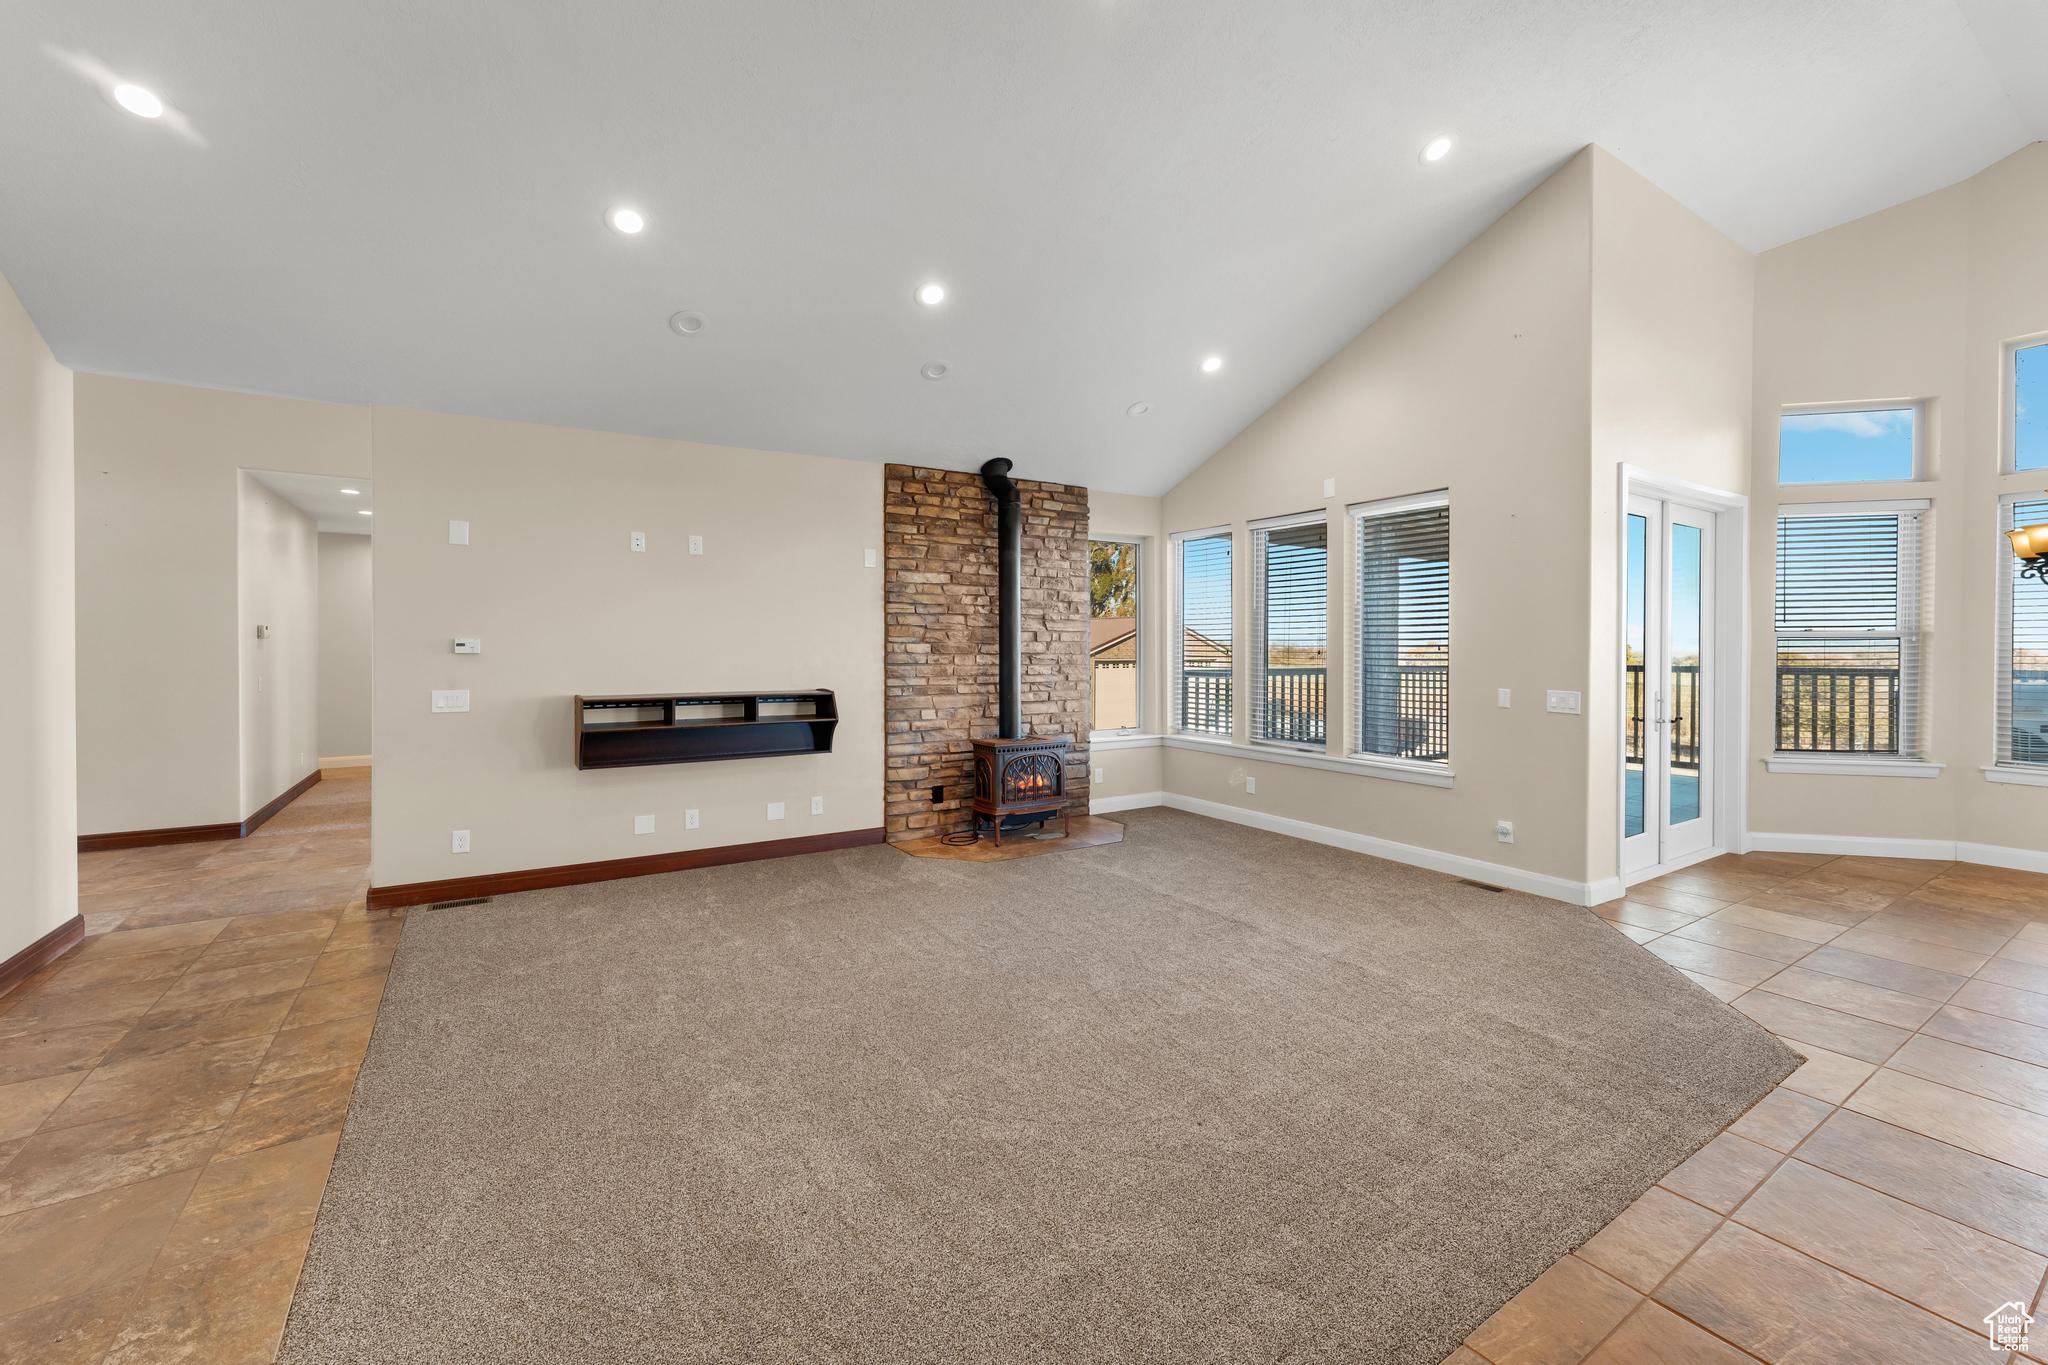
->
606, 206, 646, 236
1127, 401, 1153, 417
668, 311, 706, 336
339, 488, 361, 496
916, 282, 947, 307
112, 82, 164, 119
1199, 355, 1224, 375
921, 362, 949, 381
1421, 135, 1455, 164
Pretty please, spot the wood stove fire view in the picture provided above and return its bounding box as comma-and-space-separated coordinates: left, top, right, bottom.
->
969, 733, 1072, 846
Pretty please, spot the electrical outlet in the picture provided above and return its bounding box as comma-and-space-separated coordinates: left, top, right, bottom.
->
1546, 690, 1582, 715
634, 814, 655, 835
448, 520, 470, 546
431, 689, 470, 713
688, 535, 704, 556
451, 829, 471, 854
1245, 775, 1258, 795
1497, 688, 1511, 708
630, 530, 647, 553
452, 636, 481, 654
1092, 766, 1104, 783
864, 547, 878, 568
767, 801, 785, 821
685, 808, 700, 830
1494, 820, 1514, 844
810, 795, 824, 816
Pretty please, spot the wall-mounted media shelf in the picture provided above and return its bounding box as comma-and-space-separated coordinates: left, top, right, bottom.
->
574, 691, 838, 770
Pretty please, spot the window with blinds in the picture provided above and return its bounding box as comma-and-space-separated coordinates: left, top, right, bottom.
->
1773, 506, 1925, 757
1352, 495, 1450, 763
1172, 530, 1233, 736
1249, 515, 1328, 746
2000, 497, 2048, 766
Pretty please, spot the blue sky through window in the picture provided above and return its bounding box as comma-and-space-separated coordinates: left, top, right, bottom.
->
2019, 343, 2047, 472
1778, 408, 1915, 484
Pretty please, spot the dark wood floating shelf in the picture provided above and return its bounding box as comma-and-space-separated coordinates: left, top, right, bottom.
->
575, 691, 838, 769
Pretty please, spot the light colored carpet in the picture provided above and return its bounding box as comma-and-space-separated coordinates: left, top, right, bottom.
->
282, 808, 1794, 1364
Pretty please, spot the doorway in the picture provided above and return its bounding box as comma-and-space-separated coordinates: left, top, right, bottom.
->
1622, 493, 1718, 877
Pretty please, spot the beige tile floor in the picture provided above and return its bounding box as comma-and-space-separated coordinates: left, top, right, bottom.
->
1457, 850, 2048, 1365
9, 787, 2048, 1363
0, 772, 392, 1364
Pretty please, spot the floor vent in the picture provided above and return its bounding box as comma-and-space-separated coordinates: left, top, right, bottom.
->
429, 896, 491, 910
1456, 879, 1506, 893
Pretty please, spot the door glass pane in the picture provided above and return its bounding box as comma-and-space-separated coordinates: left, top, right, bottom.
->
1625, 513, 1647, 839
1669, 522, 1703, 826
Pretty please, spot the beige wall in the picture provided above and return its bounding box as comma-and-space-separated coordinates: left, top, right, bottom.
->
1086, 491, 1165, 802
369, 406, 884, 888
1156, 152, 1599, 884
317, 533, 373, 760
74, 376, 369, 833
0, 272, 76, 960
1749, 142, 2048, 854
1586, 149, 1755, 876
236, 474, 321, 810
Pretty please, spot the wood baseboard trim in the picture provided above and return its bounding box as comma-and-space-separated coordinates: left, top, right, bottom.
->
241, 770, 321, 837
79, 769, 322, 852
367, 826, 888, 910
0, 915, 85, 999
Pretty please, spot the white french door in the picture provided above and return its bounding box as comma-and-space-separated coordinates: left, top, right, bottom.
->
1623, 495, 1716, 875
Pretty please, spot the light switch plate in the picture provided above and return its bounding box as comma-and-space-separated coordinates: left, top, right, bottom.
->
452, 637, 481, 654
448, 520, 470, 546
1545, 690, 1582, 715
634, 814, 655, 835
1497, 688, 1511, 708
431, 689, 470, 713
1322, 477, 1336, 498
766, 801, 785, 821
688, 535, 705, 556
864, 547, 878, 568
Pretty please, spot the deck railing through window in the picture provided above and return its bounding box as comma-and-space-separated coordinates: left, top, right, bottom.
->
1773, 664, 1901, 753
1176, 665, 1449, 760
1624, 663, 1703, 770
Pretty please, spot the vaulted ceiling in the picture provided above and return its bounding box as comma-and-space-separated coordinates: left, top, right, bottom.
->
2, 1, 2043, 493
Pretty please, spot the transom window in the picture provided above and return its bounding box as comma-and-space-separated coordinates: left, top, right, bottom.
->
1778, 404, 1919, 485
2016, 342, 2047, 473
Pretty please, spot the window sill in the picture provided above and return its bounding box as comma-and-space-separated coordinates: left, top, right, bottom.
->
1162, 734, 1454, 788
1983, 764, 2048, 788
1764, 755, 1944, 779
1089, 732, 1162, 751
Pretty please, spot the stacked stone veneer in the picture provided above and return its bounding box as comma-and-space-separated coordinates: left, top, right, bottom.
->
883, 465, 1090, 842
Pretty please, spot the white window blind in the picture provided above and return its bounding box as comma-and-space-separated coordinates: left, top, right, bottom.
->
1774, 506, 1925, 758
1249, 514, 1328, 746
1352, 495, 1450, 762
1999, 497, 2048, 767
1173, 530, 1233, 736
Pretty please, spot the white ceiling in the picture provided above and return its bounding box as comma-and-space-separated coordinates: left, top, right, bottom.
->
248, 470, 373, 535
1, 2, 2042, 495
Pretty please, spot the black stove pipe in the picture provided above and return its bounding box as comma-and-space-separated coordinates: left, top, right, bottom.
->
979, 458, 1023, 740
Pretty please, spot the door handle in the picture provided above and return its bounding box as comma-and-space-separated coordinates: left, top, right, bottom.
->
1651, 693, 1667, 728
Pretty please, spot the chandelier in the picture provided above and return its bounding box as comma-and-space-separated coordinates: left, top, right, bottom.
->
2012, 520, 2048, 588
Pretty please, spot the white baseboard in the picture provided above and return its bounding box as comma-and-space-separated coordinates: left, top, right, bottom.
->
1158, 792, 1609, 906
1751, 830, 2048, 874
318, 755, 371, 770
1090, 791, 1164, 814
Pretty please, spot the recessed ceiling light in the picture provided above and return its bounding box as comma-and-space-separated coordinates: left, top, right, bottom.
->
112, 83, 164, 119
339, 488, 361, 496
1127, 401, 1153, 417
357, 508, 373, 516
1199, 355, 1224, 375
921, 361, 949, 381
607, 206, 646, 236
668, 311, 706, 336
915, 282, 947, 307
1421, 135, 1454, 164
